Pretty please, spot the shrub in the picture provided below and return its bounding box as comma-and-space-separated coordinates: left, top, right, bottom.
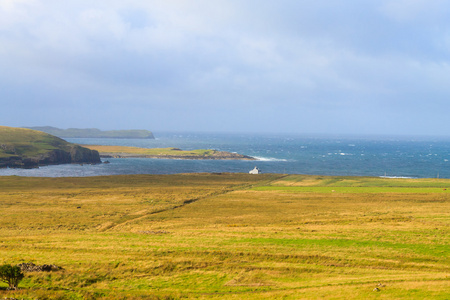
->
0, 264, 24, 290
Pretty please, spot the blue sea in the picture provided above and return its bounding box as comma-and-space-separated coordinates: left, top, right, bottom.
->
1, 132, 450, 178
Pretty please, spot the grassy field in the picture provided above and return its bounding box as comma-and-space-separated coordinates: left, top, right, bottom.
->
0, 174, 448, 299
82, 145, 220, 157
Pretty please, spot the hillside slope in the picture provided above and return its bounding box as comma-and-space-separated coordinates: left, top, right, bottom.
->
0, 126, 101, 168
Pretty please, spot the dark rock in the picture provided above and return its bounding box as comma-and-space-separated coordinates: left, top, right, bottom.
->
0, 146, 100, 169
16, 262, 63, 272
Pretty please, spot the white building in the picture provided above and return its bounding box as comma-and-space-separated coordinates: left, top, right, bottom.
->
249, 166, 260, 174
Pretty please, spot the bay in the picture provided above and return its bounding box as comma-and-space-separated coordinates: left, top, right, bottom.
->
1, 132, 450, 178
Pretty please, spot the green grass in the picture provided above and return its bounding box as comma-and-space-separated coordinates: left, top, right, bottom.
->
252, 186, 450, 193
0, 126, 72, 158
0, 174, 449, 299
255, 174, 450, 193
272, 174, 450, 187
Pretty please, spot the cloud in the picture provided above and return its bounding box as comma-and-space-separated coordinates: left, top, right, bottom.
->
1, 1, 450, 134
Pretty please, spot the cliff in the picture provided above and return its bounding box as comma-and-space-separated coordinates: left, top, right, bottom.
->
0, 126, 101, 168
27, 126, 155, 139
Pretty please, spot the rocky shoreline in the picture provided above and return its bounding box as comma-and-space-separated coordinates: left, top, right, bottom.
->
99, 152, 255, 160
0, 145, 101, 169
83, 145, 256, 161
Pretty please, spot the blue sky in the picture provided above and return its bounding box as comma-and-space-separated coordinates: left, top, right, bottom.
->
1, 0, 450, 135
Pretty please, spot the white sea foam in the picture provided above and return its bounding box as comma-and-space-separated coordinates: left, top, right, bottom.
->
253, 156, 289, 162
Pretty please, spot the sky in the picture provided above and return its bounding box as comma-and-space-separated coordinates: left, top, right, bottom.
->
1, 0, 450, 136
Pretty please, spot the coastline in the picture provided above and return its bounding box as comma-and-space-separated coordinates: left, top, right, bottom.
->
83, 145, 255, 161
3, 132, 450, 178
100, 153, 257, 160
98, 153, 255, 160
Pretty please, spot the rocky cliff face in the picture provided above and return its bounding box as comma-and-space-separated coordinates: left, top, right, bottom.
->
0, 145, 101, 169
37, 145, 101, 166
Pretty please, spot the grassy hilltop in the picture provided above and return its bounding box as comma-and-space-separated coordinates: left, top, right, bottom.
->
0, 126, 68, 158
0, 126, 100, 168
0, 174, 448, 299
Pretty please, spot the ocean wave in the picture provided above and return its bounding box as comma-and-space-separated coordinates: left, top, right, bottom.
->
327, 152, 354, 156
253, 156, 289, 162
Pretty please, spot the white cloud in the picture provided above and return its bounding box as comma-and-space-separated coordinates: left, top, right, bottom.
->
2, 1, 450, 133
80, 9, 127, 41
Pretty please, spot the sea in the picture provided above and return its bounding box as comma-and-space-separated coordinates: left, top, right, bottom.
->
1, 132, 450, 178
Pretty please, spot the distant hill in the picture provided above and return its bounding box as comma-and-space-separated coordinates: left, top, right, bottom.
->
0, 126, 101, 168
28, 126, 155, 139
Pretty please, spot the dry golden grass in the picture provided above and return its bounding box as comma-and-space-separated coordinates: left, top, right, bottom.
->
0, 174, 448, 299
82, 145, 239, 159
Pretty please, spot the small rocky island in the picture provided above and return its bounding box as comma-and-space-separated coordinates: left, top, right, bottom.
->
0, 126, 101, 168
83, 145, 255, 160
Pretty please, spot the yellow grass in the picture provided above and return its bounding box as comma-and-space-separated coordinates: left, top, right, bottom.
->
0, 174, 448, 299
82, 145, 218, 157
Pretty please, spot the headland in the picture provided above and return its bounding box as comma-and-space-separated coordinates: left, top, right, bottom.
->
0, 126, 101, 168
83, 145, 255, 160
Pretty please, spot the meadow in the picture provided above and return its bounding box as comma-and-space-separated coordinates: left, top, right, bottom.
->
0, 173, 448, 299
